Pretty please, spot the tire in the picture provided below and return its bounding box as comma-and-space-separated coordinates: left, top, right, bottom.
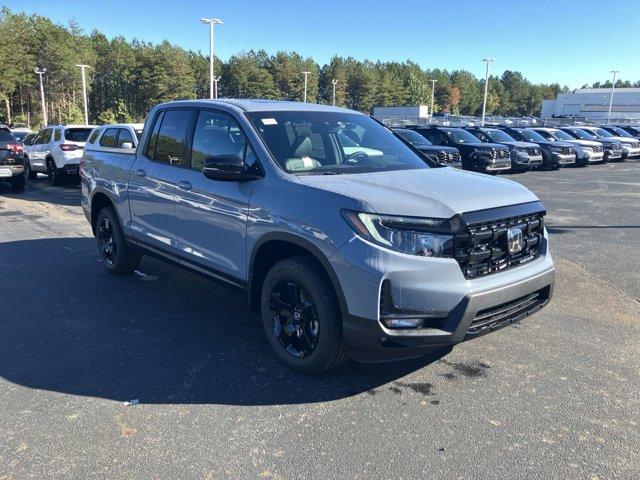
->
10, 174, 25, 192
95, 207, 141, 275
260, 256, 348, 374
23, 160, 36, 181
46, 158, 63, 186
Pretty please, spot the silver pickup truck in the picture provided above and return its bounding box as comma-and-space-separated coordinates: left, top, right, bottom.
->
81, 99, 555, 374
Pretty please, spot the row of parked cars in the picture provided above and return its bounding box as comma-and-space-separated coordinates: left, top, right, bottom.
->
391, 124, 640, 173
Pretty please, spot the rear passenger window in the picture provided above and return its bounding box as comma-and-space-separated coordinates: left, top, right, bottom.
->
118, 129, 135, 148
151, 109, 191, 166
190, 110, 248, 170
100, 128, 119, 148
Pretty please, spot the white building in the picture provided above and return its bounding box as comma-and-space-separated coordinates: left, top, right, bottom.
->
541, 88, 640, 120
372, 105, 430, 120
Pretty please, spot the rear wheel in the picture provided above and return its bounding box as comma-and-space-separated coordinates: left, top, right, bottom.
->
47, 158, 63, 186
95, 207, 141, 275
261, 256, 347, 374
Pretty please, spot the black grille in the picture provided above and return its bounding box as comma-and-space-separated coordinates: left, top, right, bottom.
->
633, 142, 640, 148
490, 148, 510, 160
437, 151, 461, 164
527, 147, 540, 156
466, 287, 550, 337
593, 145, 603, 153
612, 144, 622, 151
454, 212, 545, 279
560, 146, 574, 155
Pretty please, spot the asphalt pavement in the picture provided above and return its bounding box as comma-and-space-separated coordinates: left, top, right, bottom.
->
0, 162, 638, 479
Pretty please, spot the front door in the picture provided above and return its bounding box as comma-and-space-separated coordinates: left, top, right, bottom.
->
127, 108, 194, 252
173, 109, 258, 282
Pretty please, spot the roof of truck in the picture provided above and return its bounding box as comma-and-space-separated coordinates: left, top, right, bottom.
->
160, 99, 357, 114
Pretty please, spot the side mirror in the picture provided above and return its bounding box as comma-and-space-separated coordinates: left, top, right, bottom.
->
120, 142, 133, 149
202, 155, 261, 181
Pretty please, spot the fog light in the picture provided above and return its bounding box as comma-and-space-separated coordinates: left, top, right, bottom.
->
382, 317, 425, 329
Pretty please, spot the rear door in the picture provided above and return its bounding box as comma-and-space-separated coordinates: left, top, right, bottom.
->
127, 109, 194, 251
173, 109, 257, 281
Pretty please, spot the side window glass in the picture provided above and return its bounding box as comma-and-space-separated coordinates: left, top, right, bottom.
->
88, 129, 101, 144
41, 129, 52, 144
53, 129, 61, 141
146, 111, 164, 158
118, 129, 135, 148
33, 133, 44, 145
190, 110, 247, 170
100, 128, 119, 148
153, 109, 191, 166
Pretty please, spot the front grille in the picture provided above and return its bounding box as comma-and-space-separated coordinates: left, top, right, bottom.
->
560, 146, 574, 155
593, 145, 603, 153
437, 151, 461, 164
633, 142, 640, 148
527, 147, 540, 156
466, 287, 550, 337
612, 144, 622, 151
490, 148, 510, 160
454, 212, 545, 279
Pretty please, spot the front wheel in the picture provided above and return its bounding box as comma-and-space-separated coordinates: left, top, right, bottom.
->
260, 256, 347, 374
95, 207, 141, 275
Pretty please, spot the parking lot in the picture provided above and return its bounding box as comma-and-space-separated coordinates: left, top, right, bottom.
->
1, 162, 639, 479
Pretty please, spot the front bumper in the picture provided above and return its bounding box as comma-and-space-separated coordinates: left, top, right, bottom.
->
332, 233, 556, 361
604, 149, 622, 161
550, 152, 576, 167
512, 152, 543, 169
579, 150, 604, 164
0, 165, 25, 178
622, 147, 640, 158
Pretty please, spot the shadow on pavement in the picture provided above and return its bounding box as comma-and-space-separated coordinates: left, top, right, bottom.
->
0, 237, 448, 406
0, 176, 81, 207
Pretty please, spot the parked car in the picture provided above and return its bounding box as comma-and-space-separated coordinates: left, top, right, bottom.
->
498, 126, 577, 169
406, 125, 511, 173
10, 128, 32, 144
85, 123, 144, 151
26, 124, 96, 184
81, 99, 555, 373
528, 127, 603, 166
463, 126, 543, 171
392, 128, 462, 168
558, 127, 624, 163
595, 126, 640, 158
0, 126, 27, 192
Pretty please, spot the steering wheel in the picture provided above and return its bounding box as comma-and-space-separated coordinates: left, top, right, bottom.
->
345, 151, 370, 164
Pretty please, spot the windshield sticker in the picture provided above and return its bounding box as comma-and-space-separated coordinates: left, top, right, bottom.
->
261, 118, 278, 125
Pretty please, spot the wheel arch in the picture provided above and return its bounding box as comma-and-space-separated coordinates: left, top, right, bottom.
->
248, 233, 349, 320
90, 190, 117, 235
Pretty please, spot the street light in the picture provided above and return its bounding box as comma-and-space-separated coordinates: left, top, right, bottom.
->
429, 79, 437, 120
331, 79, 338, 106
481, 57, 494, 126
200, 17, 223, 99
302, 71, 311, 102
75, 64, 91, 125
35, 67, 47, 126
606, 70, 620, 125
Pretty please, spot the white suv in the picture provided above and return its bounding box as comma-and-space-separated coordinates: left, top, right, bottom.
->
26, 124, 96, 184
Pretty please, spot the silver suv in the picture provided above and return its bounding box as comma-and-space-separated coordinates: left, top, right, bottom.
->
81, 100, 555, 373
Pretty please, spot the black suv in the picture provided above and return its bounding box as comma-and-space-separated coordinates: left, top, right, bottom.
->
610, 125, 640, 138
406, 126, 511, 173
0, 127, 27, 192
498, 126, 577, 169
393, 128, 462, 168
464, 126, 543, 171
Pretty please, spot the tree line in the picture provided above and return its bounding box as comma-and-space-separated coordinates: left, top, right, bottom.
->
0, 8, 636, 129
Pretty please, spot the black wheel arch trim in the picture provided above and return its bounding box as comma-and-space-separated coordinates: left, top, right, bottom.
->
248, 232, 350, 320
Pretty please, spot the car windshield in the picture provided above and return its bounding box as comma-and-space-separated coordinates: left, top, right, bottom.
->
394, 129, 432, 146
484, 129, 516, 142
609, 126, 633, 137
568, 129, 596, 140
11, 131, 29, 142
441, 128, 481, 144
64, 128, 93, 142
590, 128, 613, 138
516, 129, 546, 142
246, 111, 431, 175
549, 129, 575, 141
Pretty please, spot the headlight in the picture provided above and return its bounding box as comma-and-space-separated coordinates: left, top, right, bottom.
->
342, 211, 454, 257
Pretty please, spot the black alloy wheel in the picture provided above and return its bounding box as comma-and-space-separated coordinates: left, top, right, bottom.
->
97, 216, 117, 266
269, 279, 320, 358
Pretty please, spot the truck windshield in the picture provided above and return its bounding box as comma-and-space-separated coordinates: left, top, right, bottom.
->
441, 128, 481, 144
568, 129, 596, 140
607, 126, 633, 137
246, 111, 431, 175
516, 129, 546, 142
484, 129, 516, 142
549, 129, 575, 141
590, 128, 613, 138
394, 129, 433, 146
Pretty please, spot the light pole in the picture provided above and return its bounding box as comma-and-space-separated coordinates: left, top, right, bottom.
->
481, 57, 494, 126
200, 17, 223, 99
606, 70, 620, 125
75, 64, 90, 125
331, 79, 338, 106
429, 79, 437, 120
213, 76, 221, 99
35, 67, 47, 126
302, 71, 311, 102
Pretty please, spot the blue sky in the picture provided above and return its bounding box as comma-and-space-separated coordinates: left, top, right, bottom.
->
5, 0, 640, 88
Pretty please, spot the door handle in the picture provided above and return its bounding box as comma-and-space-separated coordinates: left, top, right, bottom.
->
177, 180, 192, 191
135, 169, 146, 177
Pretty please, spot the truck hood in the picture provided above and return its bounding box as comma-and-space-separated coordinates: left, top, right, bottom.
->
297, 168, 539, 218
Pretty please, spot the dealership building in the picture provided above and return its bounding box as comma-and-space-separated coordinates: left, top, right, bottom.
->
541, 88, 640, 120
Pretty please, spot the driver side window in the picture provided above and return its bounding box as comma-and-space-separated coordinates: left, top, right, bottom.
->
190, 110, 252, 171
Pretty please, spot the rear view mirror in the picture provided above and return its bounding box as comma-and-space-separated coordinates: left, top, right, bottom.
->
120, 142, 133, 149
202, 155, 261, 181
